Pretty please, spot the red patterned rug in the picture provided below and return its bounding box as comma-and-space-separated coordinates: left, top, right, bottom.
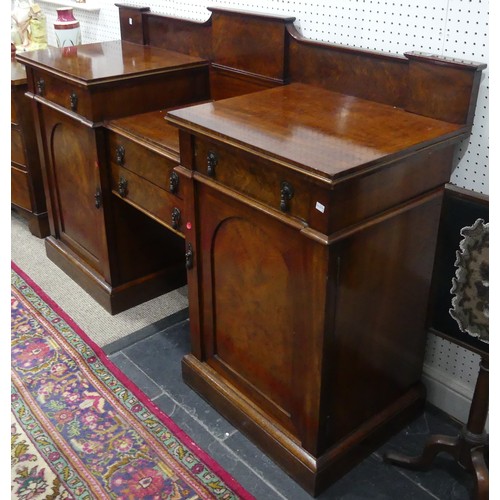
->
11, 262, 254, 499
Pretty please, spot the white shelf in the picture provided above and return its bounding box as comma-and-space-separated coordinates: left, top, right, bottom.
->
38, 0, 100, 12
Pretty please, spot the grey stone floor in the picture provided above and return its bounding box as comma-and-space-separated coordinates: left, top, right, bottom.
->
106, 318, 478, 499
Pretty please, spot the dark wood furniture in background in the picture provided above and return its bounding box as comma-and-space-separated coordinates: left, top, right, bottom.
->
428, 185, 489, 355
11, 60, 49, 238
17, 5, 487, 496
387, 189, 489, 499
16, 41, 209, 314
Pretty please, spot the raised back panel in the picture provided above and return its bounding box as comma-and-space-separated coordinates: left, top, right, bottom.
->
115, 4, 485, 124
405, 52, 485, 124
115, 4, 150, 45
287, 25, 408, 108
144, 12, 212, 59
209, 8, 295, 82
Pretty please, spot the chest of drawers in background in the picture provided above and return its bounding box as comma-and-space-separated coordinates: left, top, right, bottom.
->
11, 60, 49, 238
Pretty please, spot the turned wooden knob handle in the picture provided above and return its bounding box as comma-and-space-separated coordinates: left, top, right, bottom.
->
94, 188, 102, 209
185, 243, 194, 270
171, 207, 181, 230
280, 181, 294, 212
169, 171, 179, 194
116, 145, 125, 166
36, 79, 45, 96
207, 151, 218, 177
118, 176, 128, 197
70, 91, 78, 112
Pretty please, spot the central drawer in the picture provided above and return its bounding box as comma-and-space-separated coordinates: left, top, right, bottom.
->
107, 131, 181, 194
107, 122, 187, 236
110, 164, 186, 235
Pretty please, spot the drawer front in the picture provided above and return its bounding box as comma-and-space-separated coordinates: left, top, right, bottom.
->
11, 166, 32, 211
11, 128, 26, 167
33, 71, 91, 119
107, 132, 182, 196
111, 164, 186, 234
193, 139, 326, 227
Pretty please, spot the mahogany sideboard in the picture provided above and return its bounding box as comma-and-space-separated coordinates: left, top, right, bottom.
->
16, 41, 209, 314
17, 5, 486, 495
11, 59, 49, 238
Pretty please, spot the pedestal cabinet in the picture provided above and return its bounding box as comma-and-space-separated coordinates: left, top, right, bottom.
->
11, 60, 49, 238
166, 82, 476, 495
17, 41, 209, 314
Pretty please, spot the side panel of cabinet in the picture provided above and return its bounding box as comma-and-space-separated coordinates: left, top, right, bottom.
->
323, 192, 444, 448
193, 182, 328, 444
38, 106, 110, 279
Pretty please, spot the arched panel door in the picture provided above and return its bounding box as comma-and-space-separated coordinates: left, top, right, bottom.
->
195, 182, 328, 436
42, 106, 109, 278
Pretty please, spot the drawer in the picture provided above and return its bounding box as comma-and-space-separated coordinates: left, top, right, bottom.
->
107, 132, 182, 197
11, 128, 26, 167
32, 71, 92, 119
193, 139, 328, 227
111, 164, 186, 234
11, 166, 32, 211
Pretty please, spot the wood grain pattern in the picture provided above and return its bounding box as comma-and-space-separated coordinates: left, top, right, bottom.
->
22, 7, 487, 492
168, 83, 465, 180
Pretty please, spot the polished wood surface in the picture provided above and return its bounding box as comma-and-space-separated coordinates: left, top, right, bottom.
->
209, 7, 294, 82
118, 5, 485, 124
288, 27, 485, 124
11, 60, 49, 238
16, 40, 207, 83
119, 6, 294, 100
11, 59, 28, 84
168, 82, 464, 179
106, 109, 181, 159
142, 10, 212, 59
17, 42, 210, 123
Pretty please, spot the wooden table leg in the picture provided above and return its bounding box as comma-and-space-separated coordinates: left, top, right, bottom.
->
383, 355, 489, 499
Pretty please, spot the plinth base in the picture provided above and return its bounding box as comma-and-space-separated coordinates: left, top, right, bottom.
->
182, 353, 426, 496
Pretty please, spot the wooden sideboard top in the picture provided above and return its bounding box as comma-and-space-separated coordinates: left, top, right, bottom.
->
16, 40, 208, 86
106, 109, 181, 159
166, 82, 464, 182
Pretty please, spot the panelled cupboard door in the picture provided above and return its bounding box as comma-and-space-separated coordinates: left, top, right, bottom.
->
40, 106, 109, 279
194, 182, 329, 445
191, 181, 443, 457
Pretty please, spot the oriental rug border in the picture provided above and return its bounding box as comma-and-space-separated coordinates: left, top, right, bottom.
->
11, 261, 254, 499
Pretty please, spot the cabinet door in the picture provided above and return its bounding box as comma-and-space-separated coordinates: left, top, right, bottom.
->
40, 106, 110, 279
192, 182, 328, 442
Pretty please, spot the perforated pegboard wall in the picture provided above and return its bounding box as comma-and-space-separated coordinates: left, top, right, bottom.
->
36, 0, 488, 416
37, 0, 489, 196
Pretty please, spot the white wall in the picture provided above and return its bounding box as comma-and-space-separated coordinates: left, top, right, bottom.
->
37, 0, 489, 424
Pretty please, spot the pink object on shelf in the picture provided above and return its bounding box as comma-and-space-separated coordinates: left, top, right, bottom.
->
54, 8, 81, 48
